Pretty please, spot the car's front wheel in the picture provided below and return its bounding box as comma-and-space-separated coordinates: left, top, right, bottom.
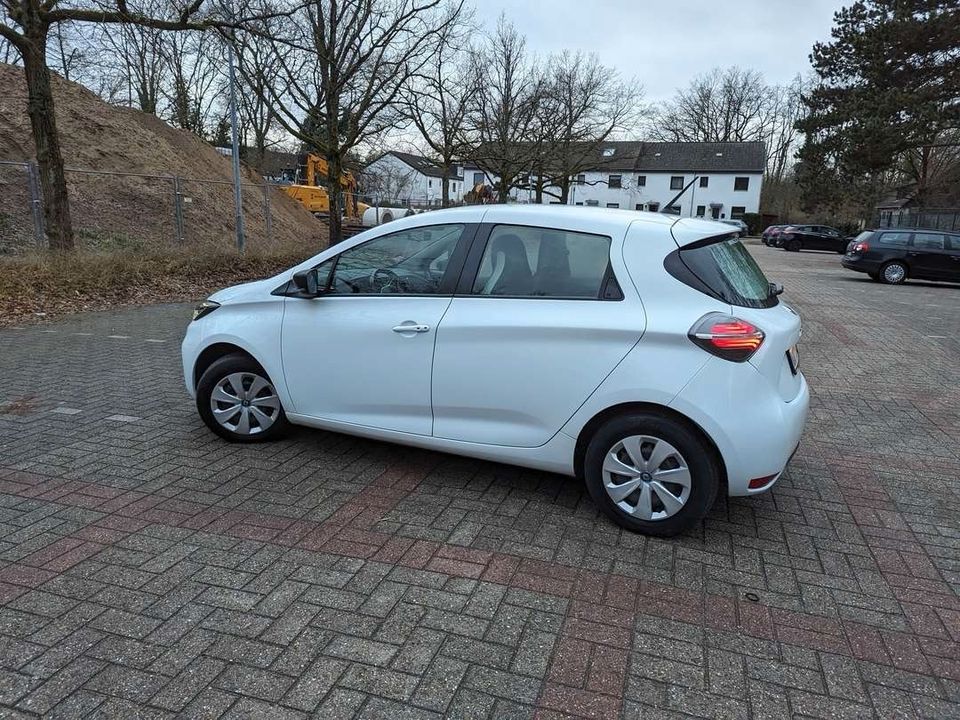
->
786, 239, 801, 252
196, 354, 289, 442
583, 413, 720, 536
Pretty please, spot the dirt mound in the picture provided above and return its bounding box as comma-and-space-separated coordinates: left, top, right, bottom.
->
0, 63, 325, 253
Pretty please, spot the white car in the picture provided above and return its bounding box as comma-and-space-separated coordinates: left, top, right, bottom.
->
182, 205, 808, 536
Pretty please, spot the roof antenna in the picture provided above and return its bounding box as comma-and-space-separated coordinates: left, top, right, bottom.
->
660, 175, 699, 215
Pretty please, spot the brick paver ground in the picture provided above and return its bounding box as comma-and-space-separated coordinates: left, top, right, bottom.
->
1, 244, 958, 719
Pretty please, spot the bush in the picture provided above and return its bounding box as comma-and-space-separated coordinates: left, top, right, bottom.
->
742, 213, 763, 235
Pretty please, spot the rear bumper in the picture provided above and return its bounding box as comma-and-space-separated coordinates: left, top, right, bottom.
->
668, 358, 810, 497
841, 256, 881, 273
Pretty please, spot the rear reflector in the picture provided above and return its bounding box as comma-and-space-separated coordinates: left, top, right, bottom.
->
689, 313, 765, 362
748, 474, 778, 490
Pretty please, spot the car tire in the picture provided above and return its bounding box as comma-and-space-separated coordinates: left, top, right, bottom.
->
196, 353, 289, 442
786, 239, 801, 252
879, 261, 908, 285
583, 413, 720, 536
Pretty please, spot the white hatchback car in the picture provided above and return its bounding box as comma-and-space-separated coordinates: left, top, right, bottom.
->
182, 206, 808, 535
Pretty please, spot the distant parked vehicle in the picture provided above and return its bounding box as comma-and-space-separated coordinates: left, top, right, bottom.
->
762, 225, 788, 246
842, 228, 960, 285
720, 219, 749, 237
778, 225, 848, 253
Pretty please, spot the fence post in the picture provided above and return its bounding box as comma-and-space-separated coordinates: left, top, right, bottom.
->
262, 183, 272, 245
172, 175, 185, 244
26, 161, 45, 247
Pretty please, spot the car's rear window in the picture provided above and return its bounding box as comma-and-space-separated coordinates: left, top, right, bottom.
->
674, 236, 776, 308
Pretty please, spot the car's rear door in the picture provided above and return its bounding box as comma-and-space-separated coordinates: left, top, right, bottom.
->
430, 217, 642, 448
908, 231, 950, 280
946, 234, 960, 281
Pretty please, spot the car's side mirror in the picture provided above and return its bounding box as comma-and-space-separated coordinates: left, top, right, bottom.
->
291, 268, 325, 297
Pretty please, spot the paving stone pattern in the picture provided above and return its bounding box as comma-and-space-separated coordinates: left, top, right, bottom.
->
0, 247, 958, 719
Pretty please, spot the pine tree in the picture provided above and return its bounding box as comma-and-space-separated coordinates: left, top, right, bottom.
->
796, 0, 960, 210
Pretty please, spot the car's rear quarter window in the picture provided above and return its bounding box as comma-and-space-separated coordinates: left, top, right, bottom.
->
669, 236, 776, 308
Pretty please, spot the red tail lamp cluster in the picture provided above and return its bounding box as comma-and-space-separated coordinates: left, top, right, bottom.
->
689, 313, 765, 362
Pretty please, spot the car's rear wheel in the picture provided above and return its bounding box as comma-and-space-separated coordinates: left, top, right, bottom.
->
880, 261, 907, 285
583, 413, 720, 536
786, 239, 801, 252
196, 354, 289, 442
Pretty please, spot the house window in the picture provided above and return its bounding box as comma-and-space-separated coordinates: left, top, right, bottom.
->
585, 199, 599, 206
647, 202, 660, 212
696, 205, 706, 217
452, 182, 456, 192
635, 203, 643, 211
637, 175, 646, 187
473, 172, 484, 185
606, 203, 620, 209
608, 175, 622, 189
576, 174, 585, 185
670, 176, 684, 190
602, 148, 615, 157
734, 177, 749, 191
428, 179, 433, 188
575, 202, 583, 206
699, 177, 708, 188
731, 206, 746, 219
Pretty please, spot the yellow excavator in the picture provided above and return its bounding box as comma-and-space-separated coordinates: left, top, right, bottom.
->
280, 153, 369, 220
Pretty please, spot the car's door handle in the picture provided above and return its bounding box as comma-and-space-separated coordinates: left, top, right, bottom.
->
392, 324, 430, 333
907, 252, 919, 257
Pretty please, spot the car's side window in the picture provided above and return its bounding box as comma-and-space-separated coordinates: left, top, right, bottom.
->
948, 234, 960, 251
322, 224, 466, 295
878, 231, 911, 247
471, 224, 613, 299
912, 232, 945, 250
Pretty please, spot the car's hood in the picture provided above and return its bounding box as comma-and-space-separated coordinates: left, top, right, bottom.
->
208, 277, 278, 304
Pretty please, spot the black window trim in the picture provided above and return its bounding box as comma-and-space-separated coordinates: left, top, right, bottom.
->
273, 222, 478, 298
454, 222, 623, 301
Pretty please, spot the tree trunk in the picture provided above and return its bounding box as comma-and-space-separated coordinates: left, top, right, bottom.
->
22, 27, 74, 251
441, 175, 450, 208
559, 178, 570, 204
327, 151, 344, 245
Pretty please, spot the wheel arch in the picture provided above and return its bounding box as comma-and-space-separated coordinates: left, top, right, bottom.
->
573, 402, 727, 490
193, 342, 265, 389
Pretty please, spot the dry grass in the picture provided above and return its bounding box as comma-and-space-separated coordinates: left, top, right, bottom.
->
0, 241, 323, 326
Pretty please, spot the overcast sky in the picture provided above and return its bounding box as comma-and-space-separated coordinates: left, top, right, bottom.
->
471, 0, 846, 102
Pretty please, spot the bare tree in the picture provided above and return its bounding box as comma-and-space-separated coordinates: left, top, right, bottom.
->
0, 1, 238, 250
536, 51, 644, 203
233, 0, 465, 243
402, 9, 473, 207
465, 16, 544, 203
161, 28, 223, 137
649, 67, 773, 144
97, 2, 168, 113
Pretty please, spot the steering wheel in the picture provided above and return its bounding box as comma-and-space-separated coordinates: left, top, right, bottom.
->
371, 268, 402, 293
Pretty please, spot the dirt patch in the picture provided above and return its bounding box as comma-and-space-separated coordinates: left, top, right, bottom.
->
0, 63, 324, 254
0, 244, 319, 327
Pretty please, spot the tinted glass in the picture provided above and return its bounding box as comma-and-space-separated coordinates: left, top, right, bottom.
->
324, 224, 465, 294
948, 234, 960, 250
472, 225, 612, 298
679, 237, 775, 308
878, 231, 910, 247
913, 232, 945, 250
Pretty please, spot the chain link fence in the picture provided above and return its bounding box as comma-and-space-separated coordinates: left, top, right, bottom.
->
0, 161, 287, 254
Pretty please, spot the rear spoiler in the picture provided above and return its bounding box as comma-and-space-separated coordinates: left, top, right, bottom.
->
670, 217, 740, 248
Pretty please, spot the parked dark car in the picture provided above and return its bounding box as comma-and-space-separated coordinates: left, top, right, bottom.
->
762, 225, 788, 246
778, 225, 848, 253
842, 228, 960, 285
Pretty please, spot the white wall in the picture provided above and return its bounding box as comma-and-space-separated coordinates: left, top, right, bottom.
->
565, 171, 763, 218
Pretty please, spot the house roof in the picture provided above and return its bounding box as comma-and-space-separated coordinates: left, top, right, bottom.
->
377, 151, 462, 179
581, 141, 766, 173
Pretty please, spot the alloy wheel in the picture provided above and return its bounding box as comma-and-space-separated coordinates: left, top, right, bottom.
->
883, 263, 906, 283
602, 435, 692, 521
209, 372, 281, 435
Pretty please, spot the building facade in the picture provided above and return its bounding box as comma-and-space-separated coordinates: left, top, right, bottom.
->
363, 151, 465, 206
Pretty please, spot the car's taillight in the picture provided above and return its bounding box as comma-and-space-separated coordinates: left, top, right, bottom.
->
689, 313, 765, 362
853, 241, 869, 253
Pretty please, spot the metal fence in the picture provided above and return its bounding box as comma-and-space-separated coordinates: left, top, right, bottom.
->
0, 160, 285, 254
875, 208, 960, 232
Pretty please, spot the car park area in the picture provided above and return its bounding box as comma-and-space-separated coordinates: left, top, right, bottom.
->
0, 243, 958, 718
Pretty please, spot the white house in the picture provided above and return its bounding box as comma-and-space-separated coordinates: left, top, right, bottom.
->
561, 141, 765, 220
363, 151, 465, 206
